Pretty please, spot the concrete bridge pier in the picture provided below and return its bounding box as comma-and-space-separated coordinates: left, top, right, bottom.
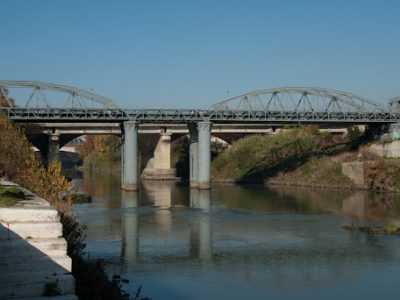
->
47, 133, 60, 164
122, 121, 139, 191
188, 123, 199, 188
189, 121, 212, 189
121, 137, 125, 189
141, 131, 177, 180
198, 121, 212, 189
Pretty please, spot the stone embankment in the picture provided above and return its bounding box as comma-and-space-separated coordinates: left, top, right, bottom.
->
369, 140, 400, 158
0, 180, 77, 300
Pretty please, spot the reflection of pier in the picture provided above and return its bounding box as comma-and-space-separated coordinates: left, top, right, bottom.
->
121, 191, 139, 263
190, 190, 212, 261
121, 183, 212, 263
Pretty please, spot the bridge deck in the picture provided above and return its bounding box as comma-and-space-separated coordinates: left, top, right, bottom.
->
1, 108, 399, 124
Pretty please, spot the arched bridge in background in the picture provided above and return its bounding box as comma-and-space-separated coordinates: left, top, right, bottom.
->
1, 80, 400, 123
0, 80, 118, 109
1, 80, 400, 191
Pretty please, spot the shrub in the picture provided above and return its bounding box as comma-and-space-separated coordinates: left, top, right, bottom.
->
0, 114, 72, 214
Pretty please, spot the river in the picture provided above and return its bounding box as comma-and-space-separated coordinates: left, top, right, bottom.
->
72, 172, 400, 300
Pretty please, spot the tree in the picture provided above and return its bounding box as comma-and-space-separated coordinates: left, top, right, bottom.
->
348, 126, 362, 150
0, 114, 72, 213
0, 88, 16, 107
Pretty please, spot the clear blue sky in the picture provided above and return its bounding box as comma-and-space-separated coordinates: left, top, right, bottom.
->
1, 0, 400, 108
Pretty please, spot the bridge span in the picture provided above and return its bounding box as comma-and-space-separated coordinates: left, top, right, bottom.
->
1, 80, 399, 190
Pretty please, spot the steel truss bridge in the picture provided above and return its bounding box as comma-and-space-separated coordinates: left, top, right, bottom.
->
0, 80, 399, 124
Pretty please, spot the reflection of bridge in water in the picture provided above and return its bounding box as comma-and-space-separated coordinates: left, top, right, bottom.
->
121, 183, 213, 263
2, 80, 400, 191
115, 182, 400, 268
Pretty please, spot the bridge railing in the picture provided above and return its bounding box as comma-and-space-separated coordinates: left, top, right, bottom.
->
1, 107, 399, 124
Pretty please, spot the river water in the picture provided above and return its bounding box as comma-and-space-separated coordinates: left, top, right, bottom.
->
72, 172, 400, 300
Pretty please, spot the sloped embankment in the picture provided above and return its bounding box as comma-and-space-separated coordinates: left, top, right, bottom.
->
212, 130, 320, 182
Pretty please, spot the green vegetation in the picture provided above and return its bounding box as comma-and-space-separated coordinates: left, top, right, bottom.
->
71, 192, 92, 204
80, 135, 122, 172
212, 128, 320, 181
345, 223, 400, 235
0, 195, 18, 207
0, 186, 24, 207
211, 125, 378, 185
0, 114, 72, 214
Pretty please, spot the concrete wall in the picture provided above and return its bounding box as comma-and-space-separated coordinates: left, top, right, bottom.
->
341, 161, 365, 186
369, 141, 400, 158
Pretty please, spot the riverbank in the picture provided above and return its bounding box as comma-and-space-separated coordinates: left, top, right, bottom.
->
0, 179, 136, 300
210, 127, 400, 192
265, 148, 400, 193
0, 179, 76, 299
265, 152, 358, 190
0, 115, 136, 299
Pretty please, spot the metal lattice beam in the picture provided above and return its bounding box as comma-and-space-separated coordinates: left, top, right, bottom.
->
210, 87, 385, 114
0, 80, 118, 109
1, 108, 399, 124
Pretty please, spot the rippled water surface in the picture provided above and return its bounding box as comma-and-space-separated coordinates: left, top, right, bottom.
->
72, 172, 400, 299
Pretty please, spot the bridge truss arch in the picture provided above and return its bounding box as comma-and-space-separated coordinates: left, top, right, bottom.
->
0, 80, 118, 109
210, 87, 385, 114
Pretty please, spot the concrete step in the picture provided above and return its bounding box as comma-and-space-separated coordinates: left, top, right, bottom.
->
0, 247, 66, 259
1, 255, 72, 273
0, 221, 63, 239
5, 294, 78, 300
0, 206, 59, 222
0, 238, 67, 258
0, 273, 75, 299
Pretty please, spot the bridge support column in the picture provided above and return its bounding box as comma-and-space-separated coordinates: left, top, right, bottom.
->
188, 123, 199, 188
122, 121, 139, 191
47, 133, 60, 165
154, 132, 172, 169
198, 121, 212, 189
141, 131, 176, 180
121, 138, 125, 189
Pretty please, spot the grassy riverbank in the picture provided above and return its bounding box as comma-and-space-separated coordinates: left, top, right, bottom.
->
267, 148, 400, 192
266, 152, 359, 189
211, 126, 400, 192
212, 127, 344, 182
